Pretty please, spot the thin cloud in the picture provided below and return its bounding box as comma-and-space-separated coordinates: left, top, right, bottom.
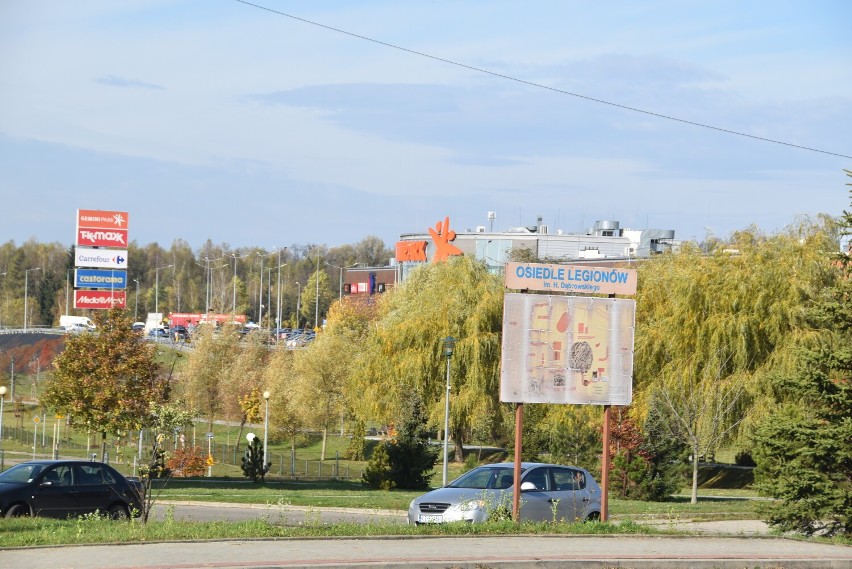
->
96, 75, 165, 91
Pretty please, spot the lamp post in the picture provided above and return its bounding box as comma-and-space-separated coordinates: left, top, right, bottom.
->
0, 385, 7, 455
276, 250, 287, 333
0, 271, 6, 328
154, 264, 173, 315
314, 252, 321, 329
326, 262, 360, 300
295, 282, 301, 328
64, 269, 72, 317
24, 267, 41, 331
133, 279, 140, 321
441, 336, 456, 487
230, 253, 241, 315
263, 390, 271, 466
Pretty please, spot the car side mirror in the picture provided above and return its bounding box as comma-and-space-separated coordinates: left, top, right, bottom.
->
520, 481, 537, 491
40, 480, 54, 487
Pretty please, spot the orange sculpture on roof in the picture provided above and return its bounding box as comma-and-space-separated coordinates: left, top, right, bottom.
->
428, 216, 463, 262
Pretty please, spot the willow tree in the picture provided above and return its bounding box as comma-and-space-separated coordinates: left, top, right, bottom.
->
350, 255, 505, 462
43, 306, 168, 461
222, 331, 271, 451
178, 323, 241, 429
633, 220, 839, 502
291, 332, 352, 460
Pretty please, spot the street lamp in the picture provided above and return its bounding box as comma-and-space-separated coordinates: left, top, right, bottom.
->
0, 271, 6, 328
441, 336, 456, 487
24, 267, 41, 331
133, 279, 140, 321
295, 282, 301, 328
314, 251, 320, 329
0, 385, 7, 454
326, 262, 360, 300
263, 390, 271, 466
64, 269, 72, 318
154, 264, 173, 315
231, 253, 239, 315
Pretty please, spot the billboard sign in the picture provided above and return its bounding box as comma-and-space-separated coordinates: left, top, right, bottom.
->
505, 262, 638, 296
74, 290, 127, 309
74, 247, 128, 269
500, 292, 635, 405
75, 269, 127, 290
77, 209, 129, 231
76, 228, 129, 248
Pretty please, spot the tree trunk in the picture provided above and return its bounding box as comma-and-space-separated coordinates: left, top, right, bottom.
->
321, 426, 328, 461
452, 431, 465, 463
235, 418, 246, 456
101, 431, 107, 463
691, 443, 699, 504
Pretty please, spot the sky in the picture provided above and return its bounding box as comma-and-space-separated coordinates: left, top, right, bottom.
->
1, 0, 850, 252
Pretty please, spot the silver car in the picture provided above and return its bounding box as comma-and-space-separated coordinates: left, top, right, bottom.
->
408, 462, 601, 525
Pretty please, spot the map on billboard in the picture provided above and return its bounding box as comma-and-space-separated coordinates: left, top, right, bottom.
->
500, 293, 635, 405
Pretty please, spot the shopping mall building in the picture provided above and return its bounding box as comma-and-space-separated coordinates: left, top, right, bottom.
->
343, 216, 677, 298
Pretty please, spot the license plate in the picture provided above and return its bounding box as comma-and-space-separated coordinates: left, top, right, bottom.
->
418, 514, 443, 523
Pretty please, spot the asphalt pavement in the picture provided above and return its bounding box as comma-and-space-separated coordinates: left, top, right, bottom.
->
2, 533, 851, 569
2, 503, 851, 569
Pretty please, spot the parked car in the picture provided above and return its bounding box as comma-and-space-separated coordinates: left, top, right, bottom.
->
407, 462, 601, 525
131, 322, 146, 333
148, 327, 168, 338
0, 460, 144, 519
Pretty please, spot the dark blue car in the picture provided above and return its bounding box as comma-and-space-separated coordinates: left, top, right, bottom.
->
0, 460, 144, 519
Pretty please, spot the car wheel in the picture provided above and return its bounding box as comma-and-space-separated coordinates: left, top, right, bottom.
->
584, 511, 600, 522
5, 503, 31, 518
107, 504, 130, 521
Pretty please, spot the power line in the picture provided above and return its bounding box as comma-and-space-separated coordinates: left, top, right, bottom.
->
235, 0, 851, 160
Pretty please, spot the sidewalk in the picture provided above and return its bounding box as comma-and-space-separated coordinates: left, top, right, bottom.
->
2, 534, 850, 569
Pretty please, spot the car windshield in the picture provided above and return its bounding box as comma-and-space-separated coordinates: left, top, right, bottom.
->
448, 466, 524, 489
0, 463, 45, 484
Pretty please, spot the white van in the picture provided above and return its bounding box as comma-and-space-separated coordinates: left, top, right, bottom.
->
59, 315, 94, 331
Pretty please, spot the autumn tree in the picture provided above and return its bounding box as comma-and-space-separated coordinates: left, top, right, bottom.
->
263, 348, 301, 453
43, 306, 168, 461
178, 323, 240, 429
291, 332, 352, 460
351, 255, 505, 462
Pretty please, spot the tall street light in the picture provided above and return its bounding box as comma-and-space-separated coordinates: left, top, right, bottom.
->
295, 282, 301, 329
64, 269, 72, 317
24, 267, 41, 331
263, 390, 271, 467
155, 264, 173, 315
0, 271, 6, 328
276, 249, 287, 333
0, 385, 7, 454
326, 262, 360, 300
133, 279, 140, 321
230, 253, 247, 315
442, 336, 456, 487
314, 251, 321, 329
